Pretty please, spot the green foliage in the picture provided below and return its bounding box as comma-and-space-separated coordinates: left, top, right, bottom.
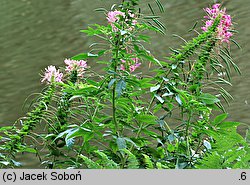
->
122, 149, 139, 169
79, 151, 119, 169
0, 1, 249, 169
196, 121, 250, 169
142, 154, 154, 169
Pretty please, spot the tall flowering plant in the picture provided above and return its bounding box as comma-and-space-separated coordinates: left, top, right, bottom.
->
0, 1, 249, 169
202, 4, 233, 43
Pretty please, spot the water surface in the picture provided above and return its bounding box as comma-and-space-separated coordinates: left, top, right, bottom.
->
0, 0, 250, 167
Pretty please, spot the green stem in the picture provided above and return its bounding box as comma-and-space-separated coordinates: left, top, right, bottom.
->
112, 35, 121, 136
185, 112, 192, 158
112, 86, 119, 135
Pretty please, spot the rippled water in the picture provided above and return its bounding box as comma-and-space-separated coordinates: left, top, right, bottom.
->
0, 0, 250, 167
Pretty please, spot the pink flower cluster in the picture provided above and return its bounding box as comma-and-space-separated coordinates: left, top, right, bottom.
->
128, 11, 137, 26
202, 4, 233, 43
41, 65, 63, 84
107, 10, 125, 23
107, 10, 125, 32
64, 59, 87, 77
120, 58, 141, 73
107, 10, 137, 32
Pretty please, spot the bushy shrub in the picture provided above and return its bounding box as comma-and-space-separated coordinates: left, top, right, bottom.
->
0, 0, 249, 169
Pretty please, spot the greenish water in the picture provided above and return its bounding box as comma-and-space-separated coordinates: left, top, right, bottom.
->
0, 0, 250, 167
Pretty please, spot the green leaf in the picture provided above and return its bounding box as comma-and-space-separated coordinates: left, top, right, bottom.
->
219, 122, 241, 129
142, 154, 154, 169
154, 94, 164, 103
0, 161, 10, 166
175, 95, 182, 106
139, 78, 154, 88
147, 3, 155, 15
94, 8, 108, 12
213, 113, 228, 125
203, 140, 212, 150
116, 79, 126, 98
79, 154, 102, 169
108, 79, 116, 89
94, 151, 119, 169
122, 149, 139, 169
124, 138, 138, 149
150, 85, 160, 92
23, 147, 37, 154
137, 35, 151, 42
176, 161, 188, 169
140, 53, 163, 67
0, 126, 13, 132
11, 160, 22, 167
116, 137, 127, 150
188, 21, 198, 32
83, 132, 94, 143
199, 93, 220, 105
136, 114, 157, 124
162, 92, 174, 97
72, 52, 98, 60
155, 0, 164, 12
152, 18, 166, 31
66, 138, 75, 149
66, 127, 91, 141
167, 144, 175, 152
230, 39, 241, 49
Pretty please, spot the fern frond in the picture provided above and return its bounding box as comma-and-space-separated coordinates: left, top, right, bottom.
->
78, 154, 102, 169
142, 154, 154, 169
122, 149, 139, 169
95, 150, 119, 169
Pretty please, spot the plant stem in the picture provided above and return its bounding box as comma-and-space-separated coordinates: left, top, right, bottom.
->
185, 112, 192, 158
112, 34, 122, 136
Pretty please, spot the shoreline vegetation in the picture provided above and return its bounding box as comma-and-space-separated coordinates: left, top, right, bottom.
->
0, 0, 249, 169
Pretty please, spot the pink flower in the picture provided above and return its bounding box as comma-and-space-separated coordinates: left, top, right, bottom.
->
120, 64, 126, 71
64, 59, 87, 77
41, 65, 63, 84
132, 20, 137, 26
212, 4, 221, 9
202, 4, 233, 44
119, 58, 141, 73
107, 10, 125, 32
107, 11, 125, 23
129, 62, 141, 72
